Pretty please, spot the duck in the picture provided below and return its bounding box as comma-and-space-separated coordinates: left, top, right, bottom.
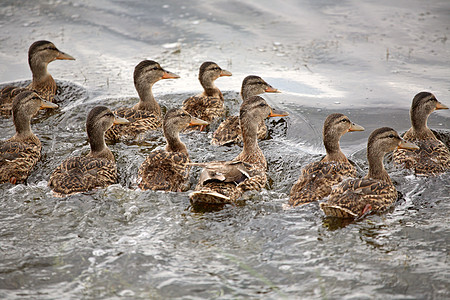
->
320, 127, 419, 219
189, 95, 289, 204
138, 108, 208, 191
182, 61, 232, 130
211, 75, 280, 146
0, 40, 75, 115
105, 60, 180, 141
0, 90, 58, 184
48, 106, 129, 196
289, 113, 365, 206
393, 92, 449, 175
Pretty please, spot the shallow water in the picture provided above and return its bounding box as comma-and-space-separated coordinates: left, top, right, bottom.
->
1, 1, 449, 299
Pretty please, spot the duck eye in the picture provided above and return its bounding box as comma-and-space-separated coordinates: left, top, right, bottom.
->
181, 113, 187, 117
259, 103, 266, 107
341, 119, 348, 123
388, 134, 396, 138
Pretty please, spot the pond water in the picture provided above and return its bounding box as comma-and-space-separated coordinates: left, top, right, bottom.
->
0, 0, 449, 299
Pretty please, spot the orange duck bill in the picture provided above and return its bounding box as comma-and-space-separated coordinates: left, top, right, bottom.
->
219, 69, 232, 77
398, 139, 419, 150
189, 117, 209, 126
162, 70, 180, 79
56, 51, 75, 60
436, 101, 448, 110
265, 86, 280, 93
268, 108, 289, 118
348, 122, 365, 132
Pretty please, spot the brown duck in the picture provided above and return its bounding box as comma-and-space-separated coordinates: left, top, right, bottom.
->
211, 75, 280, 146
48, 106, 129, 196
182, 61, 232, 130
320, 127, 419, 219
189, 95, 289, 204
0, 40, 74, 115
393, 92, 449, 175
105, 60, 179, 141
289, 113, 364, 206
0, 90, 58, 184
138, 108, 208, 191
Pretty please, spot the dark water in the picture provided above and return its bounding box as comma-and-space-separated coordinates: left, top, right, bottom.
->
1, 1, 449, 299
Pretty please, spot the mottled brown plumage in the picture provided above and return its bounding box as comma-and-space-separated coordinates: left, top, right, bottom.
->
48, 106, 129, 196
105, 60, 179, 141
189, 96, 289, 204
320, 127, 419, 219
393, 92, 449, 175
0, 40, 74, 116
0, 90, 58, 184
289, 113, 365, 206
182, 61, 232, 130
138, 108, 208, 191
211, 75, 280, 145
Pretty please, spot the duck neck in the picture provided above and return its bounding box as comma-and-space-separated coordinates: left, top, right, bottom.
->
201, 79, 221, 98
164, 130, 188, 154
12, 110, 36, 141
30, 61, 52, 87
87, 126, 114, 161
366, 148, 391, 184
410, 110, 435, 139
323, 133, 348, 162
238, 117, 265, 168
134, 82, 161, 115
241, 87, 255, 102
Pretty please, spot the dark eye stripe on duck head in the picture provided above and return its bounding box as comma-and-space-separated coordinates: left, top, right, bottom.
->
134, 60, 161, 79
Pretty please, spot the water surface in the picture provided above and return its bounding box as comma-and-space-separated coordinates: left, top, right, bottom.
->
0, 1, 449, 299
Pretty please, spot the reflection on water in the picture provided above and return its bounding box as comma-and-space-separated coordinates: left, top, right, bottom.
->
1, 0, 450, 299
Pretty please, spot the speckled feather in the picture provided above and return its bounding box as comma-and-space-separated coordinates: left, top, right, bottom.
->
289, 160, 357, 206
393, 137, 450, 175
104, 107, 161, 141
48, 156, 117, 196
138, 150, 190, 192
182, 93, 224, 125
0, 138, 41, 184
211, 116, 267, 145
320, 178, 397, 218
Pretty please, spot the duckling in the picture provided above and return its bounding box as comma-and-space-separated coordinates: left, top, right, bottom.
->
48, 106, 129, 196
289, 113, 365, 206
105, 60, 180, 141
211, 75, 280, 145
0, 40, 74, 115
138, 108, 208, 191
320, 127, 419, 219
182, 61, 232, 130
189, 96, 289, 204
393, 92, 449, 175
0, 90, 58, 184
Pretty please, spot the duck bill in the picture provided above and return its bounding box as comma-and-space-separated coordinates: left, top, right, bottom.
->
435, 101, 448, 110
268, 108, 289, 118
265, 86, 280, 93
398, 139, 419, 150
348, 122, 365, 132
189, 117, 209, 126
161, 70, 180, 79
219, 69, 232, 77
56, 51, 75, 60
113, 116, 130, 125
40, 99, 59, 109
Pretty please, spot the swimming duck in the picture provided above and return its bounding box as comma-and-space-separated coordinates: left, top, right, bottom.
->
189, 95, 289, 204
182, 61, 232, 130
0, 90, 58, 184
105, 60, 180, 141
211, 75, 280, 145
320, 127, 419, 219
138, 108, 208, 191
48, 106, 129, 196
393, 92, 449, 175
0, 40, 75, 115
289, 113, 365, 206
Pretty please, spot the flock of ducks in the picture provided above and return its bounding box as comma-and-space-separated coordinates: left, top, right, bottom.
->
1, 40, 449, 220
